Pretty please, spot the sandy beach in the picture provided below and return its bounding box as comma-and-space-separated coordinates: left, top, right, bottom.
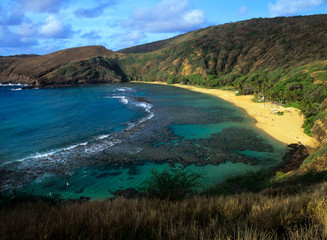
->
134, 81, 319, 148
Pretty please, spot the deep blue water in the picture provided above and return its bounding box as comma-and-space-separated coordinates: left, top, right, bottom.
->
0, 83, 288, 199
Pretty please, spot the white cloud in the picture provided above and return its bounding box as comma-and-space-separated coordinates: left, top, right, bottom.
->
183, 9, 206, 26
269, 0, 326, 16
118, 30, 147, 48
237, 6, 248, 16
16, 22, 37, 37
40, 15, 72, 38
0, 25, 37, 47
124, 0, 206, 33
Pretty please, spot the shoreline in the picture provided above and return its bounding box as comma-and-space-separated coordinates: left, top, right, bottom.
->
133, 81, 319, 148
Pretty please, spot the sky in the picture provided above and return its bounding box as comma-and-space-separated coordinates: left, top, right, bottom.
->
0, 0, 326, 56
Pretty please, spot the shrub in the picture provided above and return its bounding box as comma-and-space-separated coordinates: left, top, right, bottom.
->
142, 168, 201, 200
276, 171, 286, 179
204, 170, 270, 196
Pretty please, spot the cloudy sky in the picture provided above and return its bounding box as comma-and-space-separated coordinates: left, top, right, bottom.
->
0, 0, 326, 56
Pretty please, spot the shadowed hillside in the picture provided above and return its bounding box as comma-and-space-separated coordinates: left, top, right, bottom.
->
0, 46, 123, 86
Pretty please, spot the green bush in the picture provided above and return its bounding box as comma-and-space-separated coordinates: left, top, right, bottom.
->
166, 76, 180, 84
303, 115, 315, 136
142, 168, 201, 200
314, 71, 327, 81
204, 170, 270, 196
276, 171, 286, 180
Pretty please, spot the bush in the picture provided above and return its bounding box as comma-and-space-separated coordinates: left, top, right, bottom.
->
166, 75, 180, 84
142, 168, 201, 200
204, 170, 270, 196
302, 115, 316, 136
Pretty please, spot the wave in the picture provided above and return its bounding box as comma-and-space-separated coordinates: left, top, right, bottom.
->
0, 83, 29, 86
115, 87, 135, 92
96, 134, 110, 140
109, 96, 129, 105
11, 88, 22, 91
135, 102, 152, 113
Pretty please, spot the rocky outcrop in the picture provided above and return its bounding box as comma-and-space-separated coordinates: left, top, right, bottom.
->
312, 116, 327, 144
273, 143, 309, 174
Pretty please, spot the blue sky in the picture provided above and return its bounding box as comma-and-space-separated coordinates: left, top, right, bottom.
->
0, 0, 326, 56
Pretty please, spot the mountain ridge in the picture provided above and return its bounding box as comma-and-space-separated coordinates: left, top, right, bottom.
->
0, 45, 119, 86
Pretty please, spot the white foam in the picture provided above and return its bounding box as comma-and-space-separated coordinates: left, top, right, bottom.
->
84, 140, 120, 153
32, 150, 59, 159
120, 97, 128, 104
135, 102, 153, 113
11, 88, 22, 91
139, 112, 154, 124
109, 96, 129, 105
96, 134, 110, 140
8, 141, 90, 164
115, 87, 134, 92
0, 83, 29, 86
116, 88, 126, 92
63, 142, 88, 150
127, 122, 136, 130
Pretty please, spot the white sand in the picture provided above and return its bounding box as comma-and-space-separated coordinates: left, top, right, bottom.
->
135, 81, 319, 148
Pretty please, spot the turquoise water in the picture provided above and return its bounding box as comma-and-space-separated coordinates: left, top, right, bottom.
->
0, 83, 288, 199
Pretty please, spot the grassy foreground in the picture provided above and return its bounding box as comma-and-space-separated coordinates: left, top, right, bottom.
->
1, 190, 327, 239
1, 170, 327, 240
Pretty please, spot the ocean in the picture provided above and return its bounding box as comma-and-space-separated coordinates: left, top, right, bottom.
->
0, 83, 288, 199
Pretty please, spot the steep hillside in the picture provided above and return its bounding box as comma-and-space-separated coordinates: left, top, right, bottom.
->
0, 46, 125, 86
119, 15, 327, 79
118, 15, 327, 137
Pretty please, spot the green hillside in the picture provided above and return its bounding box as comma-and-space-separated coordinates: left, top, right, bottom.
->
117, 15, 327, 136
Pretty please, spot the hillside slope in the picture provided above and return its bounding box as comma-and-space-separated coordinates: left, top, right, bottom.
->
118, 15, 327, 139
0, 46, 126, 86
119, 15, 327, 79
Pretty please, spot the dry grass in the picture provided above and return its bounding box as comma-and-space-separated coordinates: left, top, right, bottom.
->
1, 188, 327, 240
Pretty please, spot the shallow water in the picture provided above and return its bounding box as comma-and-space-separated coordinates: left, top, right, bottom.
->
0, 83, 288, 199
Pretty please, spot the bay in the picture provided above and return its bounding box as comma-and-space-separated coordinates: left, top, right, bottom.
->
0, 83, 288, 199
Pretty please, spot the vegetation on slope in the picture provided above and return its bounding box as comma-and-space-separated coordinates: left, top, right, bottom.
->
117, 15, 327, 135
0, 46, 118, 85
2, 168, 327, 239
48, 56, 128, 86
117, 34, 185, 54
119, 15, 327, 79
